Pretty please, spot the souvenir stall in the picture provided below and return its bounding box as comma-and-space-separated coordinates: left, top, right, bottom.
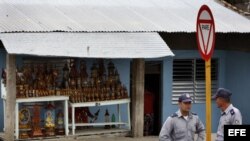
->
0, 32, 172, 140
1, 58, 130, 139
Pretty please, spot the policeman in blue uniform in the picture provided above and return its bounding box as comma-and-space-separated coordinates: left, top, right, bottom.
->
159, 93, 205, 141
212, 88, 242, 141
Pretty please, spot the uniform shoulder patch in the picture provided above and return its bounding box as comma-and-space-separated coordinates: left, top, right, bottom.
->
191, 112, 197, 115
235, 120, 240, 124
171, 113, 178, 118
230, 109, 235, 115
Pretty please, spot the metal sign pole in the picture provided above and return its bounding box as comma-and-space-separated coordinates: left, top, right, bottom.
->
196, 5, 215, 141
205, 59, 211, 141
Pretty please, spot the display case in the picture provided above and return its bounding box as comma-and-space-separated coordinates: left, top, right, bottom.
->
69, 98, 131, 135
15, 96, 69, 139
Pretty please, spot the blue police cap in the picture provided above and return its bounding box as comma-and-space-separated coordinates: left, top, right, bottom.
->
178, 93, 192, 102
212, 88, 232, 100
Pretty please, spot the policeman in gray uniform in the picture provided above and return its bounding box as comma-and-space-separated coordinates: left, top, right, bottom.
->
212, 88, 242, 141
159, 93, 205, 141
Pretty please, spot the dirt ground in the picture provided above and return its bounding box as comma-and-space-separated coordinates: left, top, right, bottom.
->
0, 133, 216, 141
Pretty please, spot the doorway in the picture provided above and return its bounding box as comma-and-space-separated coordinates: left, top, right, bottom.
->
144, 61, 162, 136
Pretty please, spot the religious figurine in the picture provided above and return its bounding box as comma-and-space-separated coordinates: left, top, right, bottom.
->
56, 110, 65, 135
116, 90, 121, 99
116, 84, 122, 99
16, 66, 23, 86
82, 91, 87, 102
32, 64, 39, 90
111, 87, 115, 100
123, 86, 129, 98
19, 85, 25, 98
32, 104, 43, 137
75, 90, 80, 103
77, 76, 81, 89
120, 87, 124, 99
100, 89, 104, 101
19, 107, 31, 139
23, 64, 31, 85
44, 103, 55, 136
86, 92, 91, 102
97, 59, 106, 85
80, 60, 88, 88
91, 87, 96, 102
52, 67, 59, 90
107, 61, 115, 86
45, 65, 53, 90
114, 69, 120, 83
91, 63, 99, 86
69, 61, 79, 89
105, 87, 111, 100
62, 63, 70, 89
37, 64, 46, 90
98, 59, 105, 78
95, 88, 100, 101
108, 61, 115, 77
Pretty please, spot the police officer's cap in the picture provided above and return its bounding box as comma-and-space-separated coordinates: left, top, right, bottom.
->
178, 93, 192, 102
212, 88, 232, 100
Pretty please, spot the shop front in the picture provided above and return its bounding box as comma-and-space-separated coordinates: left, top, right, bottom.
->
0, 32, 173, 140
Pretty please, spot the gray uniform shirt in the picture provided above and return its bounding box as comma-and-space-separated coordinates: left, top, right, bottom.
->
159, 110, 205, 141
216, 104, 242, 141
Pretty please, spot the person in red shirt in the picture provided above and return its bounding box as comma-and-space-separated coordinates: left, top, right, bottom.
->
144, 89, 155, 136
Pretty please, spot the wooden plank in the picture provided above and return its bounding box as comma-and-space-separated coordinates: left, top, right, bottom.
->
131, 59, 145, 137
5, 54, 16, 141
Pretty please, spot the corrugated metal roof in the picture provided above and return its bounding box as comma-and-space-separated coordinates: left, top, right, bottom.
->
0, 0, 250, 33
0, 32, 174, 58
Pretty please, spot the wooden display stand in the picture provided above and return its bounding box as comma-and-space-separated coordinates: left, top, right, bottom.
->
69, 98, 131, 135
15, 96, 69, 140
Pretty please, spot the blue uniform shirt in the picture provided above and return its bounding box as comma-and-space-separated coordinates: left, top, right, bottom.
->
159, 110, 205, 141
216, 104, 242, 141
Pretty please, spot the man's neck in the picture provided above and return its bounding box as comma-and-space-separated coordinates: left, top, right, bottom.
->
221, 103, 231, 112
180, 110, 189, 116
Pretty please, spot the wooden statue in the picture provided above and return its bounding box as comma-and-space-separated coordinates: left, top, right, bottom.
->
32, 104, 43, 137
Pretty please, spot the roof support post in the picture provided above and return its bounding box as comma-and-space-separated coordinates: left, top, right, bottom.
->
131, 59, 145, 137
5, 54, 16, 141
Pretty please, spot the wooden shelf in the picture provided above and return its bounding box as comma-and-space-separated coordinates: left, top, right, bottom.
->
71, 128, 130, 136
16, 96, 69, 103
69, 122, 127, 127
70, 98, 131, 135
70, 98, 130, 107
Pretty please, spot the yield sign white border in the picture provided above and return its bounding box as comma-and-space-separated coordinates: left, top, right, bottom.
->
196, 5, 215, 61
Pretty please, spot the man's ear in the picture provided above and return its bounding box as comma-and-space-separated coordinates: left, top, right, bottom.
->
178, 102, 181, 106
